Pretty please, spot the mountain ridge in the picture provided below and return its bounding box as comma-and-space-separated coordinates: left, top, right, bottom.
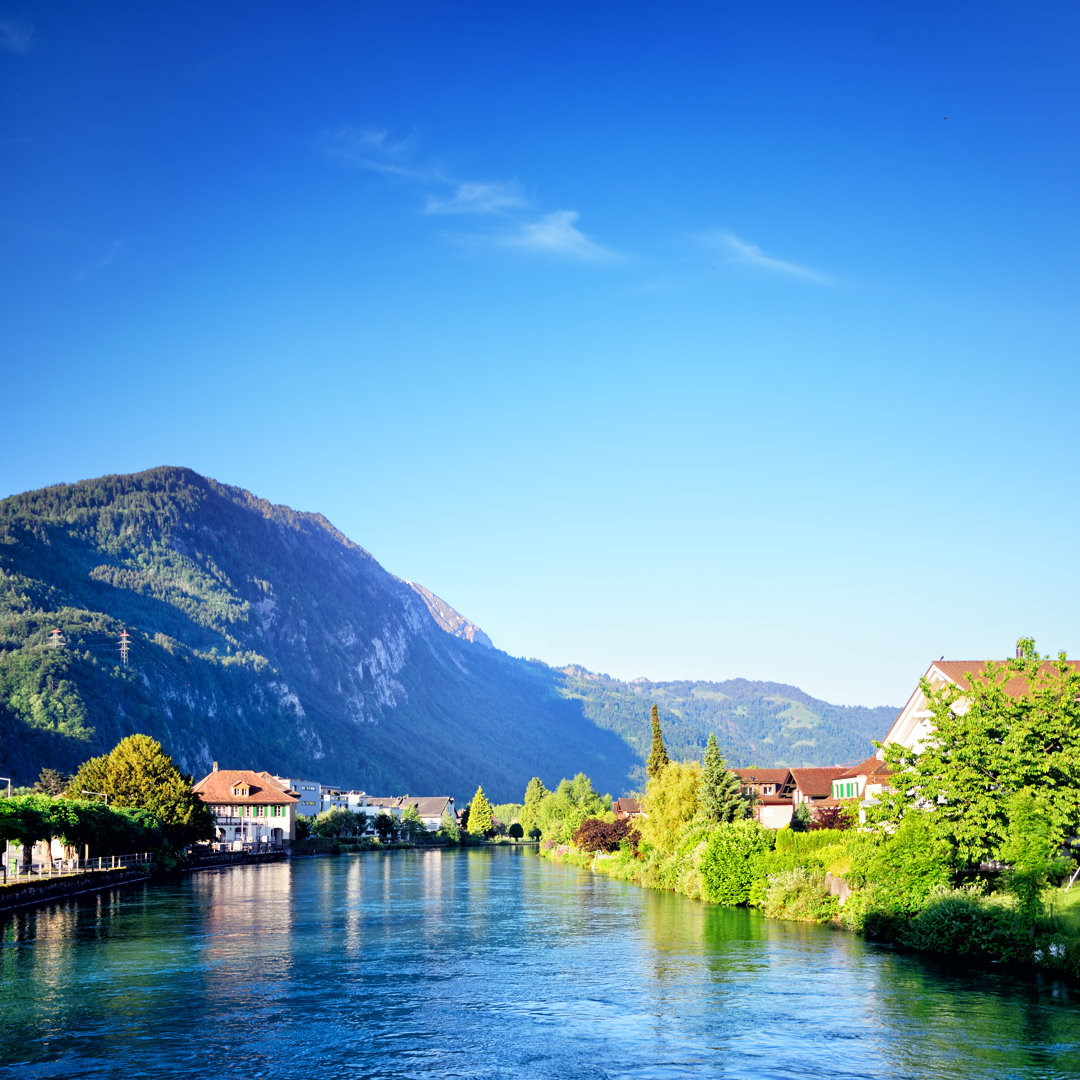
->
0, 467, 898, 800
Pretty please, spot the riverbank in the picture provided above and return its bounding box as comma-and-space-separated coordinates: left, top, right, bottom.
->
539, 829, 1080, 983
0, 865, 152, 913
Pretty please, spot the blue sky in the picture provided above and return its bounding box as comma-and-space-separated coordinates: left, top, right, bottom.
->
2, 2, 1078, 707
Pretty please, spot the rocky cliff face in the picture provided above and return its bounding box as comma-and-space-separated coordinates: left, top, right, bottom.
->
0, 467, 895, 803
0, 467, 637, 802
407, 582, 494, 648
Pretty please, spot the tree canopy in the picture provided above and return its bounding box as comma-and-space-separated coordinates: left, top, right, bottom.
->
66, 734, 214, 847
876, 643, 1080, 866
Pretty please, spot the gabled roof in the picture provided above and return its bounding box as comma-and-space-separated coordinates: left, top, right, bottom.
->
193, 769, 300, 806
366, 795, 452, 818
932, 659, 1080, 700
614, 797, 642, 815
788, 767, 850, 798
836, 756, 892, 781
882, 657, 1080, 750
732, 768, 790, 786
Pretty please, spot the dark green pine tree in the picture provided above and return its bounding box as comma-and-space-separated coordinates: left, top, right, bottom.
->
646, 705, 670, 781
698, 732, 747, 823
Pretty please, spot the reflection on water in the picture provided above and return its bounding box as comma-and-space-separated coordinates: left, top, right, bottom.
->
1, 849, 1077, 1079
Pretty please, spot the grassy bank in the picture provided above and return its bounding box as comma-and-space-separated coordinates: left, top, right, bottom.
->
540, 822, 1080, 981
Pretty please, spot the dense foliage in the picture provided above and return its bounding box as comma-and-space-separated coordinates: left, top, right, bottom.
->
698, 732, 748, 824
571, 817, 639, 854
877, 645, 1080, 867
65, 734, 214, 847
0, 794, 163, 858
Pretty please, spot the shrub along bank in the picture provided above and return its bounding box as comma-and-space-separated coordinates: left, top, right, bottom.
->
530, 683, 1080, 982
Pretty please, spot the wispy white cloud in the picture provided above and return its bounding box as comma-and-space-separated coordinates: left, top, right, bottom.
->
0, 17, 33, 53
76, 239, 125, 281
499, 210, 617, 262
424, 180, 526, 216
708, 230, 834, 285
322, 126, 424, 179
324, 126, 616, 262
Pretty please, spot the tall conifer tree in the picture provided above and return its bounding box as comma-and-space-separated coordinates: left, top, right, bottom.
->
698, 732, 747, 823
646, 705, 670, 780
468, 785, 494, 837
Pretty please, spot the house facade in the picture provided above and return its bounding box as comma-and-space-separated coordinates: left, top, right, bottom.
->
193, 765, 301, 846
881, 655, 1080, 753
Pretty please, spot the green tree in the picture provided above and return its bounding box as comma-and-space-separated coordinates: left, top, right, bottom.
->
373, 811, 397, 843
1000, 789, 1064, 918
532, 773, 610, 845
877, 643, 1080, 866
790, 802, 812, 832
640, 760, 701, 853
439, 806, 460, 845
399, 804, 426, 844
468, 785, 494, 837
646, 705, 670, 781
67, 734, 213, 848
698, 733, 747, 824
520, 777, 549, 837
33, 767, 69, 796
700, 819, 775, 905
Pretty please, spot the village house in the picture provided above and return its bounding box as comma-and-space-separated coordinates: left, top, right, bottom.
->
613, 797, 643, 821
881, 652, 1080, 753
732, 768, 794, 829
193, 765, 300, 846
364, 795, 455, 832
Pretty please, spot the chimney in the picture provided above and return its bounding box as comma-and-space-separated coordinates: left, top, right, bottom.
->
212, 761, 219, 773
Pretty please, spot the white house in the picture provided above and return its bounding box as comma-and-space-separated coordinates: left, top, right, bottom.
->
193, 765, 300, 846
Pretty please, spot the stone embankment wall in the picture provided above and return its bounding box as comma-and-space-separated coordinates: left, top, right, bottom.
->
0, 867, 151, 913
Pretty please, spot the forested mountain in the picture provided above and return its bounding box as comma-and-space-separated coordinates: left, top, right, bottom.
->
0, 468, 897, 802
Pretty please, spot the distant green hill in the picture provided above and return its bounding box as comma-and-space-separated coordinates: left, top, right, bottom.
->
555, 666, 897, 786
0, 468, 897, 802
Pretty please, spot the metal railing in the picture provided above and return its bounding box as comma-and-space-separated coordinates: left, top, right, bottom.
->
1, 852, 154, 885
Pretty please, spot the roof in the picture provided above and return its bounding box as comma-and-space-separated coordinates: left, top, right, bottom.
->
788, 767, 850, 798
756, 795, 793, 806
836, 755, 892, 781
732, 769, 790, 785
614, 797, 642, 814
193, 769, 300, 806
932, 659, 1080, 700
367, 795, 452, 818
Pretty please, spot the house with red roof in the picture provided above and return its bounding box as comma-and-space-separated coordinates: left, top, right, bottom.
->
881, 653, 1080, 753
193, 764, 301, 847
732, 768, 794, 829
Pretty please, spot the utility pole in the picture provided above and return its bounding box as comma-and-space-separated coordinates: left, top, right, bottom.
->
119, 630, 130, 666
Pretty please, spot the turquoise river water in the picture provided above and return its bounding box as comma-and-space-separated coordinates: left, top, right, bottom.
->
1, 848, 1078, 1079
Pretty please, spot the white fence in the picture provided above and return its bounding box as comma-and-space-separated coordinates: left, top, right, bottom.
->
1, 851, 154, 885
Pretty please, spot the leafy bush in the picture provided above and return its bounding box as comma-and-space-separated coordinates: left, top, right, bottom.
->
899, 889, 1031, 959
700, 820, 774, 906
572, 816, 639, 854
850, 814, 955, 914
762, 868, 838, 923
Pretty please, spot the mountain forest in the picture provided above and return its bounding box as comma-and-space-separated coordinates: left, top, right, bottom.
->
0, 468, 897, 802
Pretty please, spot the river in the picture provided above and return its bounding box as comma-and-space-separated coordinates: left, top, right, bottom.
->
1, 848, 1077, 1079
